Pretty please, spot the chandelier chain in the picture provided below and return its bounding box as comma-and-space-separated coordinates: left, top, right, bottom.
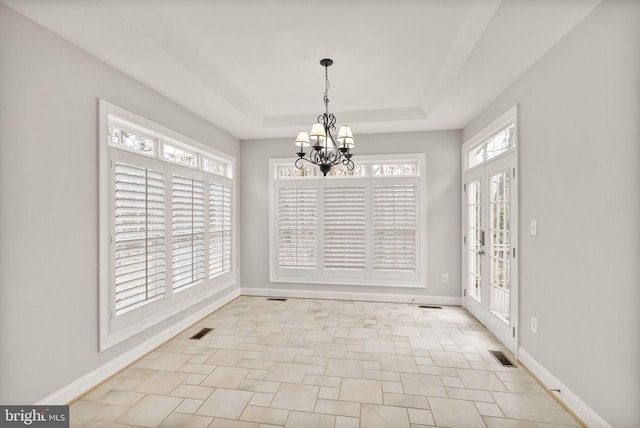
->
323, 63, 330, 115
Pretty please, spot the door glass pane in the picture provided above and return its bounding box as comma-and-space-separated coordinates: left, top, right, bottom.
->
489, 170, 511, 322
467, 180, 482, 302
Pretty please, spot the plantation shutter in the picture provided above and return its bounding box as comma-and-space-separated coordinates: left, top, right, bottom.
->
113, 162, 166, 315
209, 182, 232, 277
171, 175, 206, 292
372, 182, 418, 272
277, 185, 317, 269
322, 185, 367, 270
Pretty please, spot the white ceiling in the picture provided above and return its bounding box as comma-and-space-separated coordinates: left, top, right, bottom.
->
2, 0, 601, 140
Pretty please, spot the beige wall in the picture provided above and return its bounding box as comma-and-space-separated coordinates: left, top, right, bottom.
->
240, 130, 462, 301
0, 4, 240, 403
464, 0, 640, 425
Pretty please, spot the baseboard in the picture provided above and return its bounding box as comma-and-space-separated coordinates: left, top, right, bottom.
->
241, 287, 461, 306
36, 287, 241, 405
518, 347, 611, 428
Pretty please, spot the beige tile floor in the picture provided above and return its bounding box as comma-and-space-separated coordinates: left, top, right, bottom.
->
70, 296, 582, 428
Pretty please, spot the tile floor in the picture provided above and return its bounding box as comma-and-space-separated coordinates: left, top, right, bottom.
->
70, 296, 582, 427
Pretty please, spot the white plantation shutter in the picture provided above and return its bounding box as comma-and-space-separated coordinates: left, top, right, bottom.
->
277, 185, 317, 269
113, 162, 165, 315
269, 156, 425, 287
102, 103, 237, 351
322, 185, 367, 270
209, 182, 232, 277
372, 182, 418, 272
171, 175, 206, 292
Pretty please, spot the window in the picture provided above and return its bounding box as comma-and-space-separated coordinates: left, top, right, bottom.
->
203, 157, 228, 177
99, 100, 235, 350
326, 163, 367, 177
371, 162, 417, 176
164, 144, 197, 168
467, 124, 515, 169
209, 182, 232, 277
323, 183, 367, 271
113, 162, 166, 316
269, 154, 426, 288
276, 184, 318, 269
372, 183, 417, 272
109, 126, 156, 156
171, 175, 206, 293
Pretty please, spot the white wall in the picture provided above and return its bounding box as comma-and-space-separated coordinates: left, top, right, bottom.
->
0, 5, 240, 404
240, 130, 462, 303
463, 0, 640, 425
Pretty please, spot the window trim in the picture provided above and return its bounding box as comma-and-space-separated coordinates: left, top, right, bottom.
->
99, 100, 236, 351
269, 153, 427, 288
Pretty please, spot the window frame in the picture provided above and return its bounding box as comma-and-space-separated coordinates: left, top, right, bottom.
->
269, 153, 427, 288
99, 100, 236, 351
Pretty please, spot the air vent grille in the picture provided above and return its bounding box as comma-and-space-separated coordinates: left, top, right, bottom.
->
190, 327, 213, 340
489, 350, 516, 367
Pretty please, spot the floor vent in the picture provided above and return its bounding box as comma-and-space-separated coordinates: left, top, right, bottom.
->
189, 327, 214, 340
267, 297, 288, 302
419, 305, 442, 309
489, 350, 516, 367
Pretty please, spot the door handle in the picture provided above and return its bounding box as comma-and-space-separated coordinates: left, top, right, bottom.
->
478, 250, 485, 256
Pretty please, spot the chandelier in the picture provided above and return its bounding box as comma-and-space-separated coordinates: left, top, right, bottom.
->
294, 59, 355, 176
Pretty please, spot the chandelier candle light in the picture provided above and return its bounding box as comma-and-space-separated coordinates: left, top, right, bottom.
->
294, 59, 355, 176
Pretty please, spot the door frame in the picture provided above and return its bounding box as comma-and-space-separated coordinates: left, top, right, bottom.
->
461, 105, 519, 356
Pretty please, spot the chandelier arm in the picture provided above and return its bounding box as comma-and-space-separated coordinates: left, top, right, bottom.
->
342, 158, 355, 170
294, 157, 306, 169
308, 148, 341, 166
311, 149, 322, 164
310, 148, 330, 166
295, 150, 351, 175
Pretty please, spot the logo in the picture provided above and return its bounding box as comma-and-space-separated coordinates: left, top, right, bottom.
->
1, 406, 68, 427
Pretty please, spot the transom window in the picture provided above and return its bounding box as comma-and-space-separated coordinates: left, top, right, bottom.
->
109, 125, 156, 156
203, 156, 228, 177
269, 154, 426, 288
467, 124, 515, 169
371, 161, 418, 176
163, 144, 197, 168
99, 100, 235, 350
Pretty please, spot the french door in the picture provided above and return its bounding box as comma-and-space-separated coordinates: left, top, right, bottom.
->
464, 153, 517, 353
